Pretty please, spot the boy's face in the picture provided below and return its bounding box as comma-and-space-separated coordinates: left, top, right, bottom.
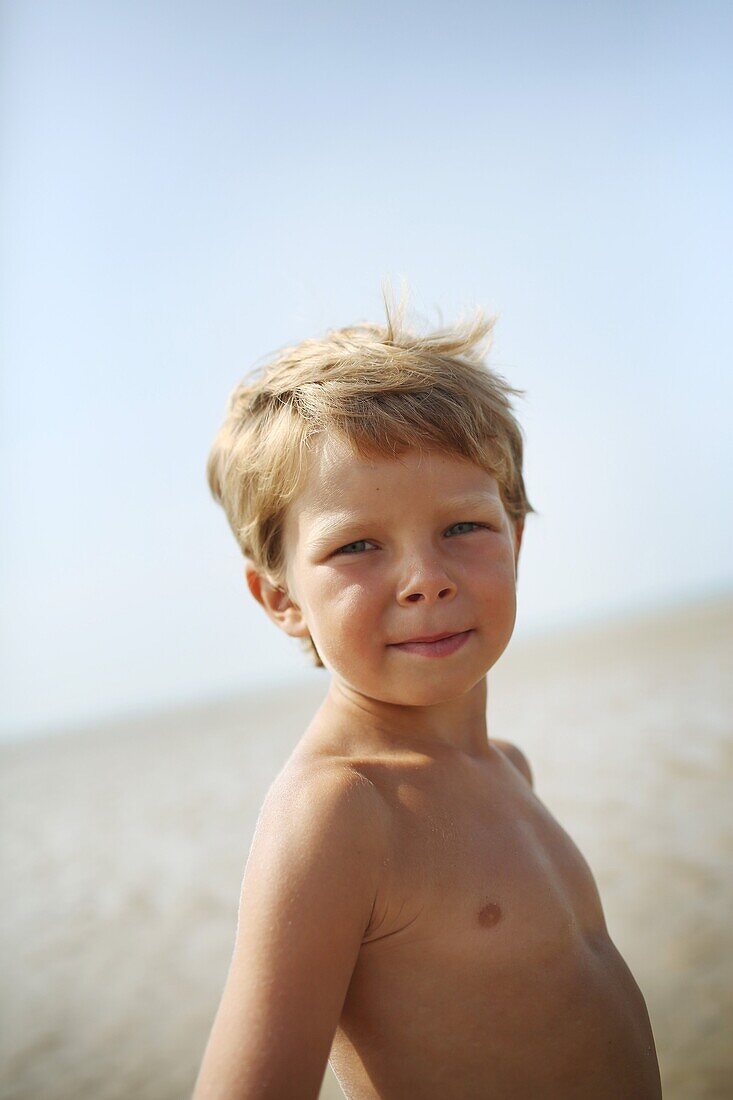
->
247, 433, 523, 709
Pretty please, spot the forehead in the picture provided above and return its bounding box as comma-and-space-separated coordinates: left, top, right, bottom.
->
290, 433, 503, 519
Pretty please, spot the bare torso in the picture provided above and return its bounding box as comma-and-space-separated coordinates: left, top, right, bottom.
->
291, 731, 662, 1100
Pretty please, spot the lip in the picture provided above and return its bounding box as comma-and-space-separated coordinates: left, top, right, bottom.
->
392, 629, 468, 644
389, 629, 474, 658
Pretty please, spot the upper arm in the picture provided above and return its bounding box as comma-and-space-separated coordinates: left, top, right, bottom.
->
494, 739, 534, 789
192, 764, 388, 1100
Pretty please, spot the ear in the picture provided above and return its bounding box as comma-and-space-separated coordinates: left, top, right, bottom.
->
245, 563, 311, 640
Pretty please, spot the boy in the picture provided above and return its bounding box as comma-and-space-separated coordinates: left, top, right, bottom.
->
193, 289, 662, 1099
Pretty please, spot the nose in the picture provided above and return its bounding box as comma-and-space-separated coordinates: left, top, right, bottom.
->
397, 560, 457, 606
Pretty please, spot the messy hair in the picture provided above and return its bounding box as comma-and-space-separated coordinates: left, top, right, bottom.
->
207, 281, 536, 668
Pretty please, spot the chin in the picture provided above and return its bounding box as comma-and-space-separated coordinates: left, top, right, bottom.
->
381, 673, 481, 708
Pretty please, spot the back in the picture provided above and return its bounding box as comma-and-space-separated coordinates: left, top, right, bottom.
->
192, 760, 390, 1100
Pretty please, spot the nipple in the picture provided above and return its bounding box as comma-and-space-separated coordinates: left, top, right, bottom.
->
478, 901, 502, 928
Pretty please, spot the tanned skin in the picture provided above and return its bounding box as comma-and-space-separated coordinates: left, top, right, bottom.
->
193, 438, 662, 1099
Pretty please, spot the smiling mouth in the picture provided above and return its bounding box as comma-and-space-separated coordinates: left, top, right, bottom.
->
391, 629, 471, 645
388, 630, 474, 657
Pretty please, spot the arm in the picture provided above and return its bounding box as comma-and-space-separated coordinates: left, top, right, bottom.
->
191, 763, 388, 1100
493, 738, 534, 789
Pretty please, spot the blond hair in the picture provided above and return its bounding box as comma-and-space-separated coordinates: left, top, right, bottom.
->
207, 282, 536, 668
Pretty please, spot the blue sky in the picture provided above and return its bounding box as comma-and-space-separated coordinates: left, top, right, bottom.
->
1, 0, 731, 738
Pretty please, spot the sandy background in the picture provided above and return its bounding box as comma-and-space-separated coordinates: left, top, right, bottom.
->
2, 593, 731, 1099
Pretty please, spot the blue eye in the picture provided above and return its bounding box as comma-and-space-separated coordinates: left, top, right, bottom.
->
334, 540, 372, 555
333, 523, 490, 556
447, 522, 483, 536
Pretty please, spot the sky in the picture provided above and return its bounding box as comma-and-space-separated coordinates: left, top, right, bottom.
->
1, 0, 731, 740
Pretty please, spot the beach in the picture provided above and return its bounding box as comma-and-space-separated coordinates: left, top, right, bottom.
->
2, 593, 731, 1099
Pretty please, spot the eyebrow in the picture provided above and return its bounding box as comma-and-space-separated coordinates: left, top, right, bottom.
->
305, 491, 504, 551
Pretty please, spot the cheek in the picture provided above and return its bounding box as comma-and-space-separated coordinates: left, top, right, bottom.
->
308, 580, 386, 673
312, 574, 381, 633
469, 554, 518, 617
464, 539, 515, 577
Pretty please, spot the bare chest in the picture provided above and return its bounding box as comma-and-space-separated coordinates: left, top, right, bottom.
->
329, 752, 660, 1099
364, 751, 607, 960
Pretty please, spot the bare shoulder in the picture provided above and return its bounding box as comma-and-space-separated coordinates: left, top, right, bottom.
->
274, 749, 391, 811
191, 756, 391, 1098
264, 754, 392, 862
492, 738, 534, 788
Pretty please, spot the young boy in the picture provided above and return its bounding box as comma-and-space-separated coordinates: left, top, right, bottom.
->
193, 290, 662, 1099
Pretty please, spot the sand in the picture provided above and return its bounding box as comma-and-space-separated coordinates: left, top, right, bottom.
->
1, 593, 731, 1100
